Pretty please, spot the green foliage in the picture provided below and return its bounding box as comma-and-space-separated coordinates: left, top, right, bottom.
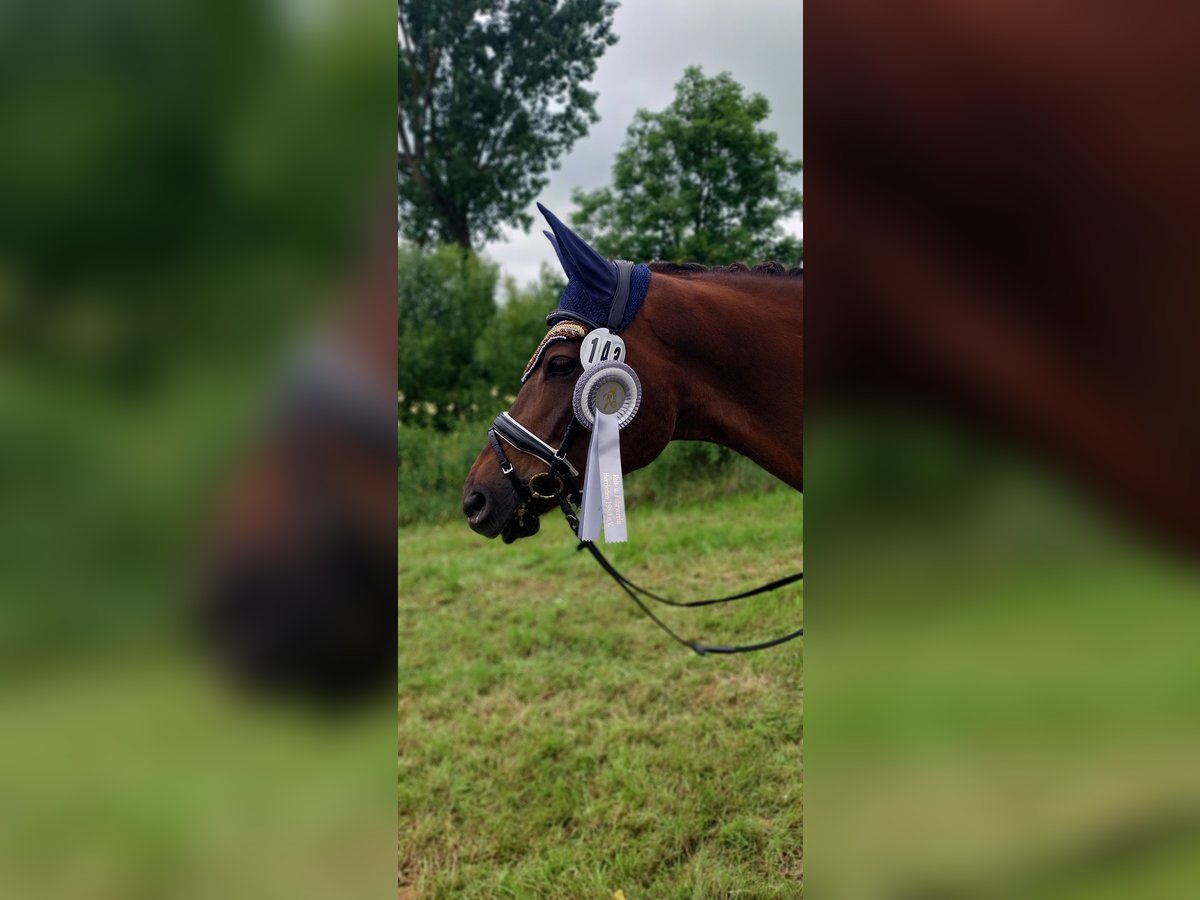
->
398, 0, 618, 248
399, 417, 499, 525
573, 67, 803, 265
474, 267, 565, 394
0, 0, 392, 671
398, 245, 499, 429
397, 247, 562, 432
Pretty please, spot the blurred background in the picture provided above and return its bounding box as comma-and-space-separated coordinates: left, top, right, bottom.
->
807, 2, 1200, 897
0, 0, 395, 896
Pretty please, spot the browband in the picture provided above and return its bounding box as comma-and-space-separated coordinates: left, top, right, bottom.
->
521, 321, 589, 384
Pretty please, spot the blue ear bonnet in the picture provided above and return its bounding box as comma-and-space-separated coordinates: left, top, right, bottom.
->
548, 265, 650, 333
538, 203, 651, 334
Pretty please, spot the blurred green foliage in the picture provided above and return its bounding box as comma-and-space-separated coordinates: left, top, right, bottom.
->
0, 1, 397, 897
477, 269, 569, 391
573, 67, 803, 265
395, 248, 579, 522
0, 0, 390, 387
399, 417, 494, 525
1, 0, 394, 668
1, 0, 394, 656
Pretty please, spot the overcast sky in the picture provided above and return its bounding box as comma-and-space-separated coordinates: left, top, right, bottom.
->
485, 0, 803, 288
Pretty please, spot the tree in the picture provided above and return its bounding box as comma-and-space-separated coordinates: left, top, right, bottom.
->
398, 0, 617, 249
475, 267, 566, 392
397, 244, 498, 427
572, 67, 803, 265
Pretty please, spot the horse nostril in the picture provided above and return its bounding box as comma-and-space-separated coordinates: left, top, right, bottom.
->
463, 490, 488, 521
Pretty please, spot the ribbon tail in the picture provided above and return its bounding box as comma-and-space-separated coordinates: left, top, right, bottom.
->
578, 422, 603, 541
594, 411, 627, 542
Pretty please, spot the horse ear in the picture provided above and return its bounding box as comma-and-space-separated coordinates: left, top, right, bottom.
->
542, 230, 574, 280
537, 203, 617, 300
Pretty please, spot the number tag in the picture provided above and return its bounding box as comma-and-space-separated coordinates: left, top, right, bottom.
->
580, 328, 626, 370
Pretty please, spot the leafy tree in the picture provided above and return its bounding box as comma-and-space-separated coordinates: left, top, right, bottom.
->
398, 245, 498, 428
573, 67, 803, 265
398, 250, 562, 430
475, 267, 566, 392
398, 0, 618, 249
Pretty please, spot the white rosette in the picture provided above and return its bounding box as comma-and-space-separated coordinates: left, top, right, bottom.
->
572, 361, 641, 543
571, 361, 641, 430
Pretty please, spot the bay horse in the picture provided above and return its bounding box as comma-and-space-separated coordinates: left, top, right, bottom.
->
462, 205, 802, 543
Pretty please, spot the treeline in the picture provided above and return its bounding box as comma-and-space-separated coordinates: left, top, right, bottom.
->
397, 246, 561, 431
396, 247, 569, 525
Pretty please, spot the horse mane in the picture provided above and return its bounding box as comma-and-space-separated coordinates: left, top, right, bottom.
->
647, 260, 804, 278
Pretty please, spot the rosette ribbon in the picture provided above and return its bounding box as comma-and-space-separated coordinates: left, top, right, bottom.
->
571, 361, 641, 543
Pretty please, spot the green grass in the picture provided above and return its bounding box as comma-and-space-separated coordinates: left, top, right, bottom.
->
398, 489, 803, 898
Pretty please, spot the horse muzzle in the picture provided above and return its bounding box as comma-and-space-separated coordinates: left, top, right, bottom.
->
463, 482, 506, 536
463, 479, 550, 542
460, 480, 526, 538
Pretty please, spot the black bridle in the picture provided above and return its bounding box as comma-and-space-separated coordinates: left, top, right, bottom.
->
487, 408, 804, 656
488, 411, 584, 538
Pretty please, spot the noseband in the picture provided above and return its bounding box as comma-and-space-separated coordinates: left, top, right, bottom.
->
484, 338, 803, 656
487, 411, 583, 539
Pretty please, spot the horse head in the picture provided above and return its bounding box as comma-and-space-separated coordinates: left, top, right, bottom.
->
463, 205, 676, 541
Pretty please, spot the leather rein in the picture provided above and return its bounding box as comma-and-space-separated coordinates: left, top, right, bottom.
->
487, 399, 804, 656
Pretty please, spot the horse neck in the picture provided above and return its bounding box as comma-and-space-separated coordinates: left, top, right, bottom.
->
639, 273, 804, 489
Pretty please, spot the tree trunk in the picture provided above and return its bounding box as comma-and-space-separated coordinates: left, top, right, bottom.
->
442, 207, 472, 250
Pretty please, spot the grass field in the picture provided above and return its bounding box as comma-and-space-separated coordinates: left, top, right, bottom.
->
398, 488, 803, 898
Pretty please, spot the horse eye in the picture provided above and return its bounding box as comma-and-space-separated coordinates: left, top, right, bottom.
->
547, 356, 576, 376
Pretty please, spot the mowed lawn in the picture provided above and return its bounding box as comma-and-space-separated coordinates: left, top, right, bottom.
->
398, 489, 803, 898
